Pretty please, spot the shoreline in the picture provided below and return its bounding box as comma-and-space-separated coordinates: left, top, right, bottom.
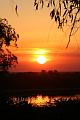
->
0, 88, 80, 96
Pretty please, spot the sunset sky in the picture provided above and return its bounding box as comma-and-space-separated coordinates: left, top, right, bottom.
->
0, 0, 80, 72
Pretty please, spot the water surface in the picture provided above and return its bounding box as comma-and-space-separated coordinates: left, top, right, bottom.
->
7, 94, 80, 107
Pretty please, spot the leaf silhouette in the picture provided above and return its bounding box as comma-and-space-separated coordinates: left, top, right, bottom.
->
50, 9, 55, 19
36, 3, 38, 10
15, 5, 18, 16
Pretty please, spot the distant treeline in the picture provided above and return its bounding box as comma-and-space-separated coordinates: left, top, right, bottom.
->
0, 71, 80, 91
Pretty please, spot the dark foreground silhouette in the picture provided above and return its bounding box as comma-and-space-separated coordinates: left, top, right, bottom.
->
0, 71, 80, 96
0, 71, 80, 119
0, 96, 80, 120
0, 71, 80, 89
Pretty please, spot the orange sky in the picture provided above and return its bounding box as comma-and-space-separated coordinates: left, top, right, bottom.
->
0, 0, 80, 72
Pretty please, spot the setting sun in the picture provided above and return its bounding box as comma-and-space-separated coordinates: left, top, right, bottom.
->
36, 55, 46, 64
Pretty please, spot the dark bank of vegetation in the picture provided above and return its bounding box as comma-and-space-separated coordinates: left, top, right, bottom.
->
0, 71, 80, 95
1, 0, 80, 73
0, 95, 80, 120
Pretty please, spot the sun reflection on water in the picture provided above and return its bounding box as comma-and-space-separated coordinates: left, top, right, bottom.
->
28, 95, 52, 107
7, 94, 80, 107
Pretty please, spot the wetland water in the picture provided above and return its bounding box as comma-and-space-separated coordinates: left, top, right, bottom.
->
1, 91, 80, 120
7, 93, 80, 107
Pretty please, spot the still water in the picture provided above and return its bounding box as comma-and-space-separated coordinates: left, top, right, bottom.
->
7, 94, 80, 107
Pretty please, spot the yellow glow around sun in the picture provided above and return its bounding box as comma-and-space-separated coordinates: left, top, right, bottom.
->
31, 49, 50, 63
36, 55, 46, 64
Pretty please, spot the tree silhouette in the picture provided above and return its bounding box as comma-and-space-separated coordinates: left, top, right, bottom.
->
34, 0, 80, 48
0, 18, 19, 71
